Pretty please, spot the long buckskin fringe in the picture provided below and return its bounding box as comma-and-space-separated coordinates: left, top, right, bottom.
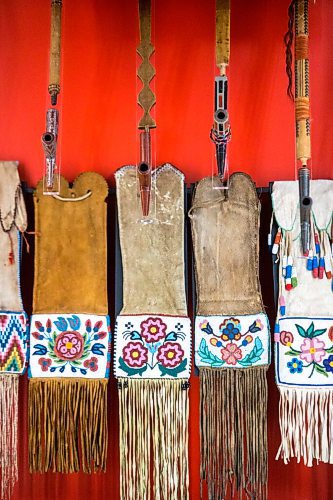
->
200, 367, 268, 500
0, 375, 18, 500
29, 378, 108, 473
277, 387, 333, 466
119, 378, 189, 500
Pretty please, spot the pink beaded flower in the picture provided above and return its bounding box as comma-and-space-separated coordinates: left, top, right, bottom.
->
140, 317, 167, 343
157, 342, 184, 368
221, 342, 243, 365
54, 331, 84, 361
83, 357, 99, 372
280, 330, 294, 346
300, 338, 326, 363
123, 342, 148, 368
38, 358, 52, 372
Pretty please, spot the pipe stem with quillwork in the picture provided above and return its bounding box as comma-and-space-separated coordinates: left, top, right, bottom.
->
295, 0, 312, 255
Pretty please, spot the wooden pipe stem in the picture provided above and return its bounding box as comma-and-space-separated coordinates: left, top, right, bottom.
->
48, 0, 62, 105
138, 130, 152, 217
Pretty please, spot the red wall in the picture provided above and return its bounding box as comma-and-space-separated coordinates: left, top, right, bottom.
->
1, 0, 333, 499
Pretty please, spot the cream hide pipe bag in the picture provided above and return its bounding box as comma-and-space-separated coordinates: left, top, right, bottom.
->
114, 164, 191, 500
190, 173, 270, 499
272, 180, 333, 466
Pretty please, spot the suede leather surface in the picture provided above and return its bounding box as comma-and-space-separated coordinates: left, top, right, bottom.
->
190, 173, 264, 316
0, 228, 22, 311
0, 161, 27, 311
33, 173, 108, 314
0, 161, 27, 233
116, 164, 187, 316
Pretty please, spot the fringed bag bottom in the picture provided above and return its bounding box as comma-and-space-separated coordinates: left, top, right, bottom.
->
277, 386, 333, 466
29, 378, 108, 473
119, 378, 189, 500
0, 374, 18, 500
200, 366, 268, 500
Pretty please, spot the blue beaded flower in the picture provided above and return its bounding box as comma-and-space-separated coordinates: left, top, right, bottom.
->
220, 318, 241, 341
323, 355, 333, 373
287, 357, 303, 374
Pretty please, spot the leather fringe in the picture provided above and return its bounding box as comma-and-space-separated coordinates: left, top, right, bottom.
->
0, 374, 18, 500
28, 378, 108, 473
119, 378, 189, 500
200, 367, 268, 499
277, 387, 333, 466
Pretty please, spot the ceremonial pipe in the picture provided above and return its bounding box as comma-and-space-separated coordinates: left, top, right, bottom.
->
137, 0, 156, 217
211, 0, 231, 183
42, 0, 62, 194
295, 0, 312, 255
48, 0, 62, 106
211, 74, 231, 180
138, 129, 152, 217
41, 108, 59, 191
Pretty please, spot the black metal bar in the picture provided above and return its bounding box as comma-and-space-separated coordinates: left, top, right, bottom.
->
21, 183, 271, 195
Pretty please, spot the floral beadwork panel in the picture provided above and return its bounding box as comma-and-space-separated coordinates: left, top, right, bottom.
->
29, 314, 111, 379
0, 312, 28, 374
114, 315, 191, 379
195, 314, 270, 369
276, 317, 333, 387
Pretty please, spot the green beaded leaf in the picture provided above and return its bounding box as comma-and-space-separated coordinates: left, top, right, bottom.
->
314, 363, 329, 377
197, 339, 225, 367
159, 359, 187, 377
238, 337, 264, 367
118, 357, 147, 377
295, 324, 307, 338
